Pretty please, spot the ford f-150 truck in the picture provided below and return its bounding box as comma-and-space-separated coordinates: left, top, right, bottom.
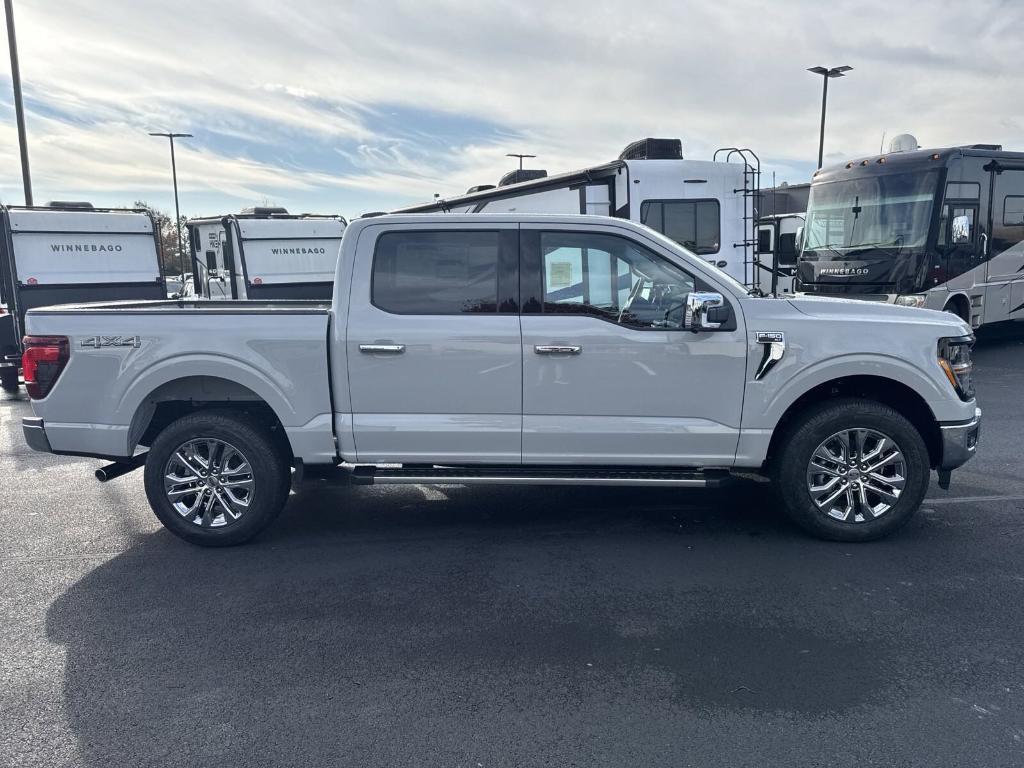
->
19, 214, 981, 546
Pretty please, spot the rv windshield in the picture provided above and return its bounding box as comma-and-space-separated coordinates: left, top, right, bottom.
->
803, 170, 939, 252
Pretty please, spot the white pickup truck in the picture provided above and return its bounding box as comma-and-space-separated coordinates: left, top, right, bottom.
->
20, 214, 981, 545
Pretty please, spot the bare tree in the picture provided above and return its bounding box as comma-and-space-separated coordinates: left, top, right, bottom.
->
131, 200, 190, 276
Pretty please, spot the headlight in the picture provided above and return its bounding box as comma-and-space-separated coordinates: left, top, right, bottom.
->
938, 335, 975, 401
896, 294, 928, 308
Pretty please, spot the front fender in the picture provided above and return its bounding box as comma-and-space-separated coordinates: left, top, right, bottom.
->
748, 351, 965, 431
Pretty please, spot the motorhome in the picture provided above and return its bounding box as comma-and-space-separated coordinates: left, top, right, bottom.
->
393, 138, 763, 289
186, 208, 347, 300
0, 203, 166, 392
796, 134, 1024, 328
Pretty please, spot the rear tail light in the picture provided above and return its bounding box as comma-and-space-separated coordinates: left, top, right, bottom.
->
22, 335, 70, 399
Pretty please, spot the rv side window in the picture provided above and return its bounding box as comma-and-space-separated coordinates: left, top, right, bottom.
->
372, 230, 500, 314
640, 200, 720, 255
946, 182, 980, 200
1003, 196, 1024, 226
539, 231, 695, 330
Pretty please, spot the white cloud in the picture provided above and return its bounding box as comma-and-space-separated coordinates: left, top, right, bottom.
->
1, 0, 1023, 217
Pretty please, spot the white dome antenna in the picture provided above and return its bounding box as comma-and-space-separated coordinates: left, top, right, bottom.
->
888, 134, 919, 153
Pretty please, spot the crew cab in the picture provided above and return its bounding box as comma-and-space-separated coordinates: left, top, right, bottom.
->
20, 214, 981, 545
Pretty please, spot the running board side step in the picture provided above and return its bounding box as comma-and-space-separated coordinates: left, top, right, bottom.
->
345, 465, 732, 488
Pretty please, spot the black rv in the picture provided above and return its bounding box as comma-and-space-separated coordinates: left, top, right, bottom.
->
0, 204, 166, 392
796, 136, 1024, 328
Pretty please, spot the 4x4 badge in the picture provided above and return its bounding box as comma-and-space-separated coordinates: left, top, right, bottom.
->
754, 331, 786, 380
80, 335, 141, 349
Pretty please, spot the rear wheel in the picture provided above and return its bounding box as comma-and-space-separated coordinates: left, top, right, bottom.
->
143, 410, 290, 546
0, 366, 18, 393
772, 398, 930, 541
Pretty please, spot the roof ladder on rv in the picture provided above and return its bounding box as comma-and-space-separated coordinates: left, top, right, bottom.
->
714, 147, 761, 291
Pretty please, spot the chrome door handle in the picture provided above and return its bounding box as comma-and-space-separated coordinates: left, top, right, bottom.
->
359, 344, 405, 354
534, 345, 582, 355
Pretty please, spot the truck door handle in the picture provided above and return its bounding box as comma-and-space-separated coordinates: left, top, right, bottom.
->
534, 345, 582, 355
359, 344, 405, 354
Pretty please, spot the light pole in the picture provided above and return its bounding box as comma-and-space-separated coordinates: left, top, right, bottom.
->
148, 131, 192, 277
505, 152, 536, 171
807, 65, 852, 168
5, 0, 33, 205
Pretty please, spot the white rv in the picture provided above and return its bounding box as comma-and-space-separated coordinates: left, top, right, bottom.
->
0, 203, 166, 392
392, 138, 762, 288
186, 208, 347, 300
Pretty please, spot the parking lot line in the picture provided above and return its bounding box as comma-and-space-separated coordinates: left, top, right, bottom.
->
924, 495, 1024, 505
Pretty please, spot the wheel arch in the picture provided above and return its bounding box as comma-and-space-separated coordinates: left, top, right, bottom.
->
765, 375, 943, 470
944, 292, 971, 323
127, 374, 293, 460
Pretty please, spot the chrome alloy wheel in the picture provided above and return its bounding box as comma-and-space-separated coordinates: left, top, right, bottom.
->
163, 438, 255, 528
806, 428, 907, 523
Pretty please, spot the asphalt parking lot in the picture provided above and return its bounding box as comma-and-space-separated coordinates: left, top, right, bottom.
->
2, 329, 1023, 768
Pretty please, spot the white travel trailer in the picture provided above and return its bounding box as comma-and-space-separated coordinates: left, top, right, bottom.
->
393, 138, 762, 288
0, 203, 166, 392
755, 213, 805, 295
186, 208, 347, 300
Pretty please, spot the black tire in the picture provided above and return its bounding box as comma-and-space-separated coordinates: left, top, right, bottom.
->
771, 398, 930, 542
143, 409, 290, 546
0, 366, 18, 393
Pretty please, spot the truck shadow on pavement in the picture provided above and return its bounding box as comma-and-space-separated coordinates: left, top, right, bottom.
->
43, 482, 924, 766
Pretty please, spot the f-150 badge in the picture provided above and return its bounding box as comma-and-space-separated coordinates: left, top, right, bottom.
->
80, 335, 141, 349
754, 331, 786, 380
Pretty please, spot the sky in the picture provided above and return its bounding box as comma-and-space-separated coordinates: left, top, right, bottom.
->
1, 0, 1022, 221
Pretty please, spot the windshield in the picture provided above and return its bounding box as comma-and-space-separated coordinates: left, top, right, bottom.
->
803, 170, 939, 252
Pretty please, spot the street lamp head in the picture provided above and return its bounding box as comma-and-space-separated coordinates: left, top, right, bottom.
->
808, 65, 853, 78
148, 132, 194, 138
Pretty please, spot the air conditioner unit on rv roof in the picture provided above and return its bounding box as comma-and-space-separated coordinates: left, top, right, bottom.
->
239, 206, 289, 216
46, 201, 94, 209
619, 138, 683, 161
498, 169, 548, 187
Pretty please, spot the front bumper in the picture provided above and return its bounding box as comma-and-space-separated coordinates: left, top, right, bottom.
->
22, 417, 52, 453
938, 407, 981, 471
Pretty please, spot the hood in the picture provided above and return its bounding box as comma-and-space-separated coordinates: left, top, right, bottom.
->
786, 295, 971, 334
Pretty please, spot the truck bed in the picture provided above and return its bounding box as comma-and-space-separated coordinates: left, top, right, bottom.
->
23, 299, 336, 463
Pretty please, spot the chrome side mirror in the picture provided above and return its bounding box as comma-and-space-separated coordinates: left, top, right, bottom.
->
684, 292, 725, 332
952, 215, 971, 244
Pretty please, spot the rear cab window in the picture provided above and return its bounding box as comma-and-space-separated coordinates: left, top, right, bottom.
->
371, 230, 503, 314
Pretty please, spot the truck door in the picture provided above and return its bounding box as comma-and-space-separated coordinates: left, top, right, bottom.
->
519, 224, 747, 466
345, 224, 522, 463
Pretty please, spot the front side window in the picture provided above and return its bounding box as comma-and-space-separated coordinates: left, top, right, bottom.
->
641, 200, 721, 254
372, 231, 499, 314
803, 171, 939, 251
539, 231, 695, 329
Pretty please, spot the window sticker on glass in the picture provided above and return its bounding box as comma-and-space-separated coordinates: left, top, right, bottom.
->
549, 261, 573, 288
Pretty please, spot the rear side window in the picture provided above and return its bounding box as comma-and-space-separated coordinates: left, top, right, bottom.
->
372, 231, 500, 314
640, 199, 721, 254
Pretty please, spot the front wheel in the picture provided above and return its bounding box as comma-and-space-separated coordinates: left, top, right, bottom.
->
143, 410, 291, 546
772, 398, 930, 542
